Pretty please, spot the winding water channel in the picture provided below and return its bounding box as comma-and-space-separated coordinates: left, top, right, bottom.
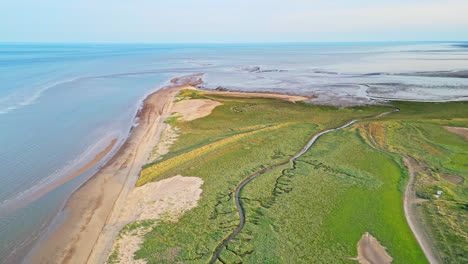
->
209, 108, 399, 263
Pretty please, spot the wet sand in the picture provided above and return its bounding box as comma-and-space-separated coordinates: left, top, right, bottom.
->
29, 74, 202, 264
1, 139, 117, 215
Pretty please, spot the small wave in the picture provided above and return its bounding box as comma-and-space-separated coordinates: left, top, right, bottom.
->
0, 68, 183, 116
0, 77, 81, 115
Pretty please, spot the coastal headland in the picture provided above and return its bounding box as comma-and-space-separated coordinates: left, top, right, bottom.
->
28, 74, 309, 264
28, 75, 467, 264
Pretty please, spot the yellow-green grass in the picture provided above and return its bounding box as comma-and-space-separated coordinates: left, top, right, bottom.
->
236, 127, 426, 263
358, 102, 468, 263
132, 90, 466, 263
132, 91, 393, 263
138, 123, 291, 186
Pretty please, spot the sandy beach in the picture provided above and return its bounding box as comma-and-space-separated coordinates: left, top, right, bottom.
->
28, 74, 202, 264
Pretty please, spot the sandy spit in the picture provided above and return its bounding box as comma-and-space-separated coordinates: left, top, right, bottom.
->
29, 74, 202, 264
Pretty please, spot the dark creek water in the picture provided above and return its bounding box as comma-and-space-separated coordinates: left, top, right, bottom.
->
209, 108, 399, 263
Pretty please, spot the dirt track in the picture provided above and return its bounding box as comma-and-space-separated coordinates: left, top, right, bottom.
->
403, 157, 441, 264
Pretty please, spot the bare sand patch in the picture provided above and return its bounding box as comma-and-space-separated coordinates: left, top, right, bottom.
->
147, 124, 178, 163
146, 97, 221, 163
172, 99, 222, 121
202, 90, 311, 102
352, 232, 393, 264
440, 173, 464, 185
443, 126, 468, 140
125, 175, 203, 221
107, 175, 203, 264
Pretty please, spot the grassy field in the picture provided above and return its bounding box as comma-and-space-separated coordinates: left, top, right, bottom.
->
113, 90, 466, 263
358, 101, 468, 263
236, 126, 425, 263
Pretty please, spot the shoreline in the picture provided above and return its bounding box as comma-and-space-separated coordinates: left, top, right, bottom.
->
26, 74, 203, 264
21, 75, 457, 263
1, 139, 118, 217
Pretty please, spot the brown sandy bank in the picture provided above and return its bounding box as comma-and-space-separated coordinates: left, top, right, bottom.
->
29, 74, 201, 264
443, 126, 468, 140
351, 232, 392, 264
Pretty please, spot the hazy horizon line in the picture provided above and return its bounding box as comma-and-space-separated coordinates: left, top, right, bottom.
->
2, 40, 467, 45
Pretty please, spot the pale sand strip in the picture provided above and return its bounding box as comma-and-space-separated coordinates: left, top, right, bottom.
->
106, 175, 203, 264
172, 98, 222, 121
88, 93, 222, 264
30, 83, 195, 264
97, 97, 221, 263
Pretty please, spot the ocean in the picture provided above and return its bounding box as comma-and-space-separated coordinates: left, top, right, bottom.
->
0, 42, 467, 262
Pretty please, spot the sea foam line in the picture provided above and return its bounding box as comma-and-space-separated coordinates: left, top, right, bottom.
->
0, 77, 81, 115
0, 68, 188, 116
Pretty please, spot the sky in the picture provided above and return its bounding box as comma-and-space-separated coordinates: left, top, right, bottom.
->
1, 0, 467, 43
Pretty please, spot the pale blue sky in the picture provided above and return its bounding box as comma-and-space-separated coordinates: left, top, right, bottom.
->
1, 0, 467, 43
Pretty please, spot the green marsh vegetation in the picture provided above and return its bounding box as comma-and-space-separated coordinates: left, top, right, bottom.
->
358, 101, 468, 263
129, 90, 466, 263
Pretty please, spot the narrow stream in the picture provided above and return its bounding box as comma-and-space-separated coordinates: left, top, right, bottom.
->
209, 108, 398, 263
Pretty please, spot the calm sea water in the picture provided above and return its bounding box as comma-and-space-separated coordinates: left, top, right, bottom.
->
0, 42, 467, 262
